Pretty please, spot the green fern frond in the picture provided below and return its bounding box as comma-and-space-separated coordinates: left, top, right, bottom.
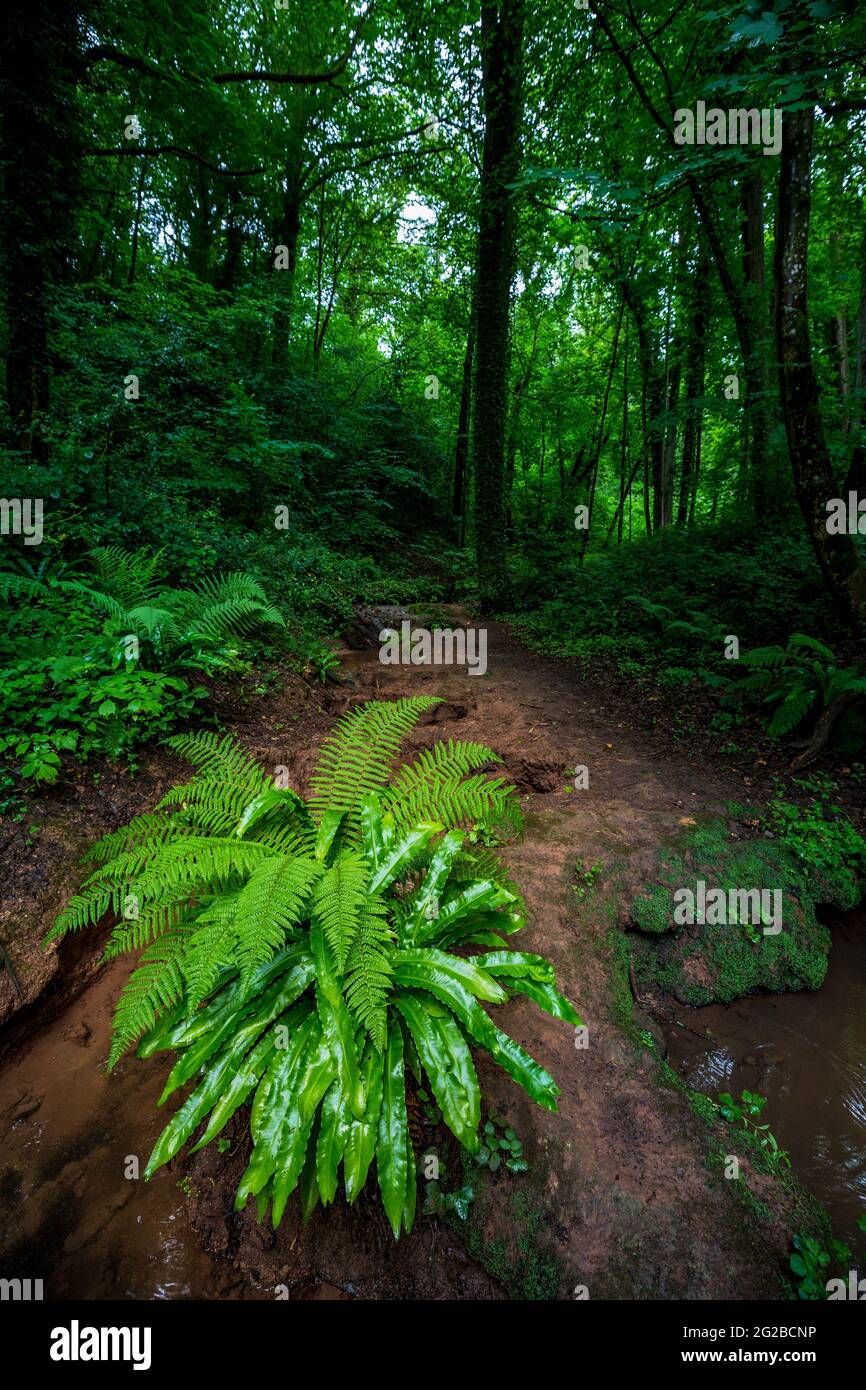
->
312, 853, 368, 974
46, 884, 115, 941
309, 697, 440, 827
182, 895, 242, 1009
128, 837, 272, 909
188, 597, 284, 643
231, 855, 323, 989
89, 545, 162, 607
343, 897, 394, 1049
83, 812, 188, 865
787, 632, 835, 662
157, 773, 273, 837
401, 739, 500, 778
102, 900, 191, 959
57, 581, 127, 625
767, 687, 816, 737
384, 770, 522, 838
164, 730, 264, 783
193, 571, 272, 607
108, 925, 191, 1068
122, 605, 180, 640
0, 572, 46, 601
740, 645, 786, 669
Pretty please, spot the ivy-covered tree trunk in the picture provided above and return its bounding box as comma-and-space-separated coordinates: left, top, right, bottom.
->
1, 0, 80, 462
472, 0, 524, 613
775, 102, 866, 635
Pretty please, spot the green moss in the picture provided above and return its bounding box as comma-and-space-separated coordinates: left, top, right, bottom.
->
458, 1172, 566, 1300
627, 819, 835, 1005
630, 885, 671, 934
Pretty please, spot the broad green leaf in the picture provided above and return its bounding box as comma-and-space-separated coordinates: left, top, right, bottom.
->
158, 954, 315, 1103
472, 950, 556, 984
401, 829, 465, 941
311, 918, 365, 1117
395, 992, 480, 1152
315, 808, 345, 861
316, 1079, 351, 1204
344, 1040, 385, 1203
367, 822, 444, 894
376, 1018, 408, 1237
504, 976, 582, 1027
393, 947, 506, 1003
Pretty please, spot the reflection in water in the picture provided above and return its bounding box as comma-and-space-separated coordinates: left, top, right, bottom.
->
664, 911, 866, 1252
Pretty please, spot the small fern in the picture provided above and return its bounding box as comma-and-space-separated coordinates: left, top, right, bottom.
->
44, 549, 284, 675
46, 698, 580, 1238
729, 632, 866, 744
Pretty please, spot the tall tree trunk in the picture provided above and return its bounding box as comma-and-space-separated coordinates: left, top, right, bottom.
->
589, 6, 778, 527
775, 101, 866, 634
739, 168, 775, 518
844, 213, 866, 491
618, 325, 629, 543
472, 0, 524, 613
271, 102, 309, 371
1, 0, 80, 462
128, 160, 148, 285
452, 299, 476, 538
678, 244, 709, 525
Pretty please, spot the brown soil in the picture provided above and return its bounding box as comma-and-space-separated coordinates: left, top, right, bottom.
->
0, 611, 823, 1299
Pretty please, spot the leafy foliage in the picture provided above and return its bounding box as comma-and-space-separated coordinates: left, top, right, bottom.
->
727, 633, 866, 738
0, 547, 284, 781
47, 697, 581, 1236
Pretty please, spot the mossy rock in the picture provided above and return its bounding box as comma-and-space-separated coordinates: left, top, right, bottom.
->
628, 820, 834, 1006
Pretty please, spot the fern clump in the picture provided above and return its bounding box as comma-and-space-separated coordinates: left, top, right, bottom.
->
728, 632, 866, 739
46, 697, 580, 1236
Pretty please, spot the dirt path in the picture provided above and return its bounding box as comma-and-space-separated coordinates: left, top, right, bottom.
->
318, 616, 806, 1299
0, 612, 811, 1299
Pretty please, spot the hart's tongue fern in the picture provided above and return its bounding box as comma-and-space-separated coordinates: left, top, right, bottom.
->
46, 696, 581, 1236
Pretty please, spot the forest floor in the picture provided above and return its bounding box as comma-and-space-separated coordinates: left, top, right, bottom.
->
0, 608, 825, 1300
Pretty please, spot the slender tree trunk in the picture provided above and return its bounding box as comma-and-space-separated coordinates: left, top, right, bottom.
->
845, 214, 866, 491
128, 160, 147, 284
739, 168, 775, 518
2, 0, 80, 462
271, 106, 309, 371
640, 372, 653, 537
618, 326, 629, 543
452, 302, 476, 536
472, 0, 524, 612
536, 420, 545, 529
775, 100, 866, 634
678, 245, 709, 525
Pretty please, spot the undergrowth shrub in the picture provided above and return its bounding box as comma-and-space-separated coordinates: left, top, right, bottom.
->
0, 546, 284, 781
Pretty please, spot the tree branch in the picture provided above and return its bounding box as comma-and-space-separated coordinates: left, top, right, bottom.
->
89, 147, 264, 177
213, 6, 372, 86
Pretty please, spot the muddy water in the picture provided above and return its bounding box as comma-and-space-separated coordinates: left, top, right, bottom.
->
0, 959, 251, 1301
664, 911, 866, 1253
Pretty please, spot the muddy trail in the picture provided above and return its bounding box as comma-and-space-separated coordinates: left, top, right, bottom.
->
0, 612, 832, 1300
